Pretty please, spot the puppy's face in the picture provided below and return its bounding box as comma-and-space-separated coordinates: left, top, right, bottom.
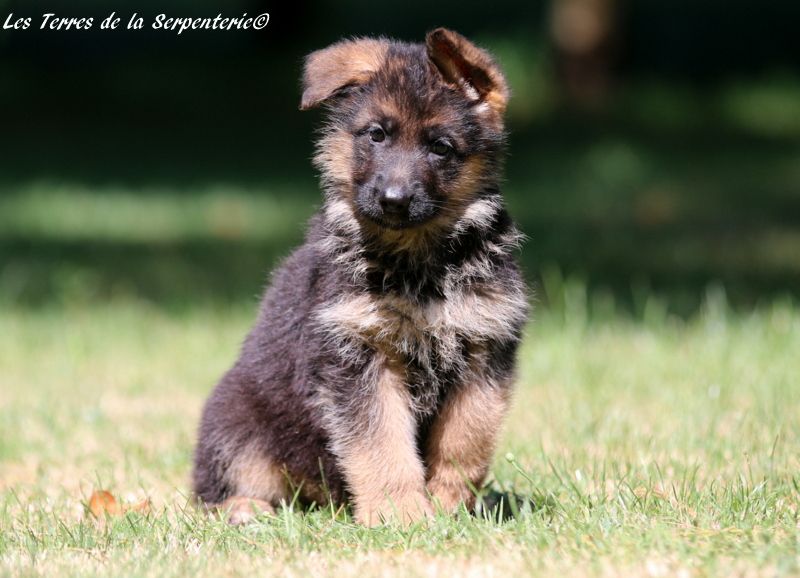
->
302, 29, 509, 234
349, 90, 465, 230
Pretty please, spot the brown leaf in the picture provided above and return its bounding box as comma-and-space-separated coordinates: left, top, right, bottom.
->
88, 490, 122, 518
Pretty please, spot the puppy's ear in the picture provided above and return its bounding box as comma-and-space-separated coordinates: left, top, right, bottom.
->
300, 38, 389, 110
426, 28, 509, 117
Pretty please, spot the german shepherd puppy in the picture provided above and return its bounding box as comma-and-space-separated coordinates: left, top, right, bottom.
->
193, 28, 529, 526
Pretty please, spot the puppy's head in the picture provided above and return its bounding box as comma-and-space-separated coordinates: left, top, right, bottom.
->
302, 29, 508, 238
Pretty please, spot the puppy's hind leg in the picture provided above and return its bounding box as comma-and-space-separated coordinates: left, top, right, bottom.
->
219, 496, 275, 525
216, 443, 290, 525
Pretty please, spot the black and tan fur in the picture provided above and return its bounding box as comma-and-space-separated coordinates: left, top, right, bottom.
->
192, 28, 529, 526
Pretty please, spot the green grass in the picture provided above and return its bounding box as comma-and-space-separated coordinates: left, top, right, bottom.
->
1, 74, 799, 575
2, 290, 799, 577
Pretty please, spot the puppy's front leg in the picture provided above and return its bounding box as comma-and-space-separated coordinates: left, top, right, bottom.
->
425, 379, 512, 513
333, 361, 432, 526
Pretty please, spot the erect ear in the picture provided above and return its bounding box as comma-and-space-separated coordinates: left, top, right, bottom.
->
300, 38, 389, 110
425, 28, 509, 117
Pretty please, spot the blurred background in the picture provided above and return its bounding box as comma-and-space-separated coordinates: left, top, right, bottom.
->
1, 0, 799, 316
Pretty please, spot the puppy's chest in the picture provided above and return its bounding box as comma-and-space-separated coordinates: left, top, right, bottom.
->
343, 293, 464, 367
316, 281, 524, 417
316, 285, 520, 370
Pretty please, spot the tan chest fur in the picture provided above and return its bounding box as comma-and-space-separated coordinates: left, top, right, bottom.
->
315, 285, 526, 367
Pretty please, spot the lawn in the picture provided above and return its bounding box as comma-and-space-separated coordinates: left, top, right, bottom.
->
1, 74, 799, 576
1, 286, 798, 577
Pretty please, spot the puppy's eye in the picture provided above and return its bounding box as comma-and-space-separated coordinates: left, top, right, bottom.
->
430, 139, 453, 156
369, 126, 386, 143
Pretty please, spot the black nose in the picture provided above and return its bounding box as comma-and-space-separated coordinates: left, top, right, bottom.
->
379, 187, 413, 214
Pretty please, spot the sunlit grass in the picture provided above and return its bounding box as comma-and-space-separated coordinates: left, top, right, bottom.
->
0, 182, 315, 243
721, 75, 800, 138
1, 288, 798, 577
1, 73, 800, 574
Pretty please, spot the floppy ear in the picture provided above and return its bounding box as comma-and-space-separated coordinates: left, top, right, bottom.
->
425, 28, 509, 116
300, 38, 389, 110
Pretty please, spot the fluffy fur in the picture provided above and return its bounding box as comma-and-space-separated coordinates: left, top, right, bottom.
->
193, 28, 529, 526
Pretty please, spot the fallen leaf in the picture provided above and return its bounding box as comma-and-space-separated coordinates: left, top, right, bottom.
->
89, 490, 122, 517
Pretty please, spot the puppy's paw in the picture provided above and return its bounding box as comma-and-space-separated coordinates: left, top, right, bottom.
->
357, 491, 433, 527
426, 479, 475, 513
219, 496, 275, 525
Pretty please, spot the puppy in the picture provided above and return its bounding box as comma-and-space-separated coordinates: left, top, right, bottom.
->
192, 28, 529, 526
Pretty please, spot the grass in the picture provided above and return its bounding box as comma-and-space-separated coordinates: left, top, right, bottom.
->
1, 287, 799, 577
1, 73, 799, 576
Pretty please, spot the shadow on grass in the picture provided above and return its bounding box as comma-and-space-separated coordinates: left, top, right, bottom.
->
0, 235, 295, 308
474, 489, 555, 523
2, 219, 798, 314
